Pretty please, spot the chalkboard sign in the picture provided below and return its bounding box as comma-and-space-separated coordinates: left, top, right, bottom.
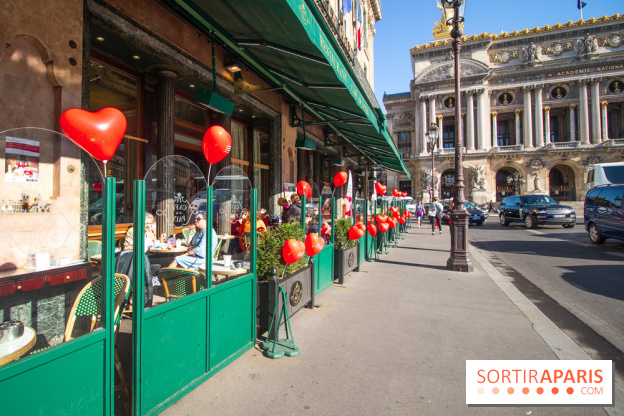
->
174, 192, 188, 227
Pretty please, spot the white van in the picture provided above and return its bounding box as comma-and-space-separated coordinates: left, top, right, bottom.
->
587, 162, 624, 189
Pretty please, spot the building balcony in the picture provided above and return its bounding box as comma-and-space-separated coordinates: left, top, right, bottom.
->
546, 141, 581, 149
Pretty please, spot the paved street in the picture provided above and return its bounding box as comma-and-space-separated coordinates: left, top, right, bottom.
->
164, 222, 623, 416
469, 215, 624, 366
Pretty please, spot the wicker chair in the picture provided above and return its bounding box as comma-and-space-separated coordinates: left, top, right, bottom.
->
158, 267, 207, 302
64, 274, 131, 400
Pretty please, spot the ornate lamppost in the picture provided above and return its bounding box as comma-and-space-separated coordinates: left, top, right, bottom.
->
425, 123, 439, 204
441, 0, 473, 272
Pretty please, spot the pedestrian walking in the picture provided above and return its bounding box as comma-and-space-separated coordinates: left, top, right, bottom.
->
416, 200, 425, 228
428, 197, 444, 235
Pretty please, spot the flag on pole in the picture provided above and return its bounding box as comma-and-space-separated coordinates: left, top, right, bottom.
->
343, 0, 352, 14
357, 0, 362, 50
577, 0, 587, 9
345, 170, 353, 217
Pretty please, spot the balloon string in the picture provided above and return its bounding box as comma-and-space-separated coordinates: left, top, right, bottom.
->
207, 164, 212, 186
103, 161, 107, 178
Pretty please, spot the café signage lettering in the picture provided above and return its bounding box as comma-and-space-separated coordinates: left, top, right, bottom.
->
173, 192, 188, 227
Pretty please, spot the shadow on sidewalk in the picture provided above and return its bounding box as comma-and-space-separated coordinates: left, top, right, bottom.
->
377, 259, 448, 270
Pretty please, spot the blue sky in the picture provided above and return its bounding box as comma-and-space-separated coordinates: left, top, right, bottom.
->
373, 0, 623, 111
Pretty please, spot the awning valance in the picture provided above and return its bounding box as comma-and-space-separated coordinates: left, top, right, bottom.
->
165, 0, 409, 177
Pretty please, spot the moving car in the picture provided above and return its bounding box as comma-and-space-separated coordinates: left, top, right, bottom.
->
587, 162, 624, 189
584, 184, 624, 244
499, 195, 576, 229
464, 201, 486, 225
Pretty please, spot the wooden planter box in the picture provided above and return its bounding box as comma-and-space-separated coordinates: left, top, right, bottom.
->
257, 263, 314, 339
334, 243, 359, 284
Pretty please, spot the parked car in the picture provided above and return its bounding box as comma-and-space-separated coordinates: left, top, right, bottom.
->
464, 201, 486, 225
401, 196, 416, 214
586, 162, 624, 189
584, 184, 624, 244
498, 195, 576, 229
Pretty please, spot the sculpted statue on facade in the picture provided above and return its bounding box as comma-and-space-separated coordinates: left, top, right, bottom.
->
468, 165, 486, 190
522, 41, 541, 64
577, 33, 598, 58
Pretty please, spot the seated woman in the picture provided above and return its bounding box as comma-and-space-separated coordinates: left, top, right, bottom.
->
124, 212, 158, 252
320, 220, 332, 243
168, 212, 218, 270
238, 209, 268, 250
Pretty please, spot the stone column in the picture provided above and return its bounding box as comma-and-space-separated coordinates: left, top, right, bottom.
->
544, 107, 551, 145
156, 69, 177, 239
515, 110, 522, 146
590, 79, 602, 144
428, 95, 437, 129
419, 96, 428, 155
578, 80, 591, 145
522, 86, 534, 148
476, 89, 491, 150
466, 90, 475, 151
491, 112, 498, 147
601, 101, 609, 142
569, 105, 577, 142
534, 85, 544, 147
437, 115, 444, 149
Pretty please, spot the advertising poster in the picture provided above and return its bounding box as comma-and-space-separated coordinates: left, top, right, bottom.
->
5, 136, 40, 183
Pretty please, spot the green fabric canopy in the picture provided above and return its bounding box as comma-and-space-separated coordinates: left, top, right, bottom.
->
165, 0, 409, 176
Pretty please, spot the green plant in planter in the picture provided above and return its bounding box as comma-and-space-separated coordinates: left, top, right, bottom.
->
257, 222, 307, 281
334, 217, 356, 249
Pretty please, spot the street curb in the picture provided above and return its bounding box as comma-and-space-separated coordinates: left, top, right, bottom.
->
470, 245, 624, 416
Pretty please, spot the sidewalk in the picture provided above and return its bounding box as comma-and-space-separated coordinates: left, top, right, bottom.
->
164, 223, 618, 416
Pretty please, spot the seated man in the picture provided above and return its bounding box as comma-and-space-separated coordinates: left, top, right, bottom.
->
168, 212, 217, 270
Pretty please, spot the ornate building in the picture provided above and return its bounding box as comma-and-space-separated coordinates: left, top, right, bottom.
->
384, 10, 624, 204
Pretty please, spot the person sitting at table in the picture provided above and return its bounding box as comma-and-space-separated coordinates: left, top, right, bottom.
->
320, 220, 332, 243
283, 194, 301, 223
168, 212, 217, 270
231, 209, 248, 236
238, 209, 268, 250
124, 212, 158, 252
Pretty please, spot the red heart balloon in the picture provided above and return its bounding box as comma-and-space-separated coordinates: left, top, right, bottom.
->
376, 214, 388, 224
202, 126, 232, 164
403, 209, 409, 216
367, 223, 378, 237
356, 222, 366, 233
375, 182, 387, 196
379, 223, 389, 233
92, 183, 103, 194
348, 225, 365, 240
398, 216, 406, 224
388, 219, 396, 229
407, 212, 412, 219
305, 233, 325, 257
296, 180, 312, 199
390, 206, 399, 214
334, 171, 348, 187
60, 108, 127, 163
392, 211, 400, 219
403, 192, 408, 197
283, 239, 305, 264
392, 189, 398, 197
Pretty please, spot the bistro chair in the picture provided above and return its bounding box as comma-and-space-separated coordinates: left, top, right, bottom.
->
212, 238, 223, 261
87, 240, 103, 276
158, 267, 207, 302
241, 230, 267, 252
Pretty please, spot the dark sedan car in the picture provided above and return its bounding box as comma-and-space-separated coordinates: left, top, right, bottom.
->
499, 195, 576, 229
439, 200, 484, 226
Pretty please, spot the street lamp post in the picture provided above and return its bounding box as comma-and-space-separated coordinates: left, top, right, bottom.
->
425, 123, 439, 204
442, 0, 473, 272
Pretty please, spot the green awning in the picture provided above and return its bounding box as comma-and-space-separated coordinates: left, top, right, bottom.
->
164, 0, 409, 177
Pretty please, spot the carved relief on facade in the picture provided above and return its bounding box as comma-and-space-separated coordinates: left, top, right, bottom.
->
600, 33, 623, 48
489, 49, 519, 64
416, 61, 488, 83
392, 112, 415, 128
542, 42, 573, 56
522, 41, 541, 65
467, 165, 486, 190
577, 33, 599, 58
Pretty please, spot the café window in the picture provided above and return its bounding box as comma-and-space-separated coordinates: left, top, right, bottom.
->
397, 132, 412, 158
231, 121, 248, 174
88, 60, 139, 225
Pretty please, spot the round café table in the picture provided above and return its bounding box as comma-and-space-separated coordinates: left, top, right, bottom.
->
199, 261, 248, 284
149, 246, 189, 254
0, 327, 37, 366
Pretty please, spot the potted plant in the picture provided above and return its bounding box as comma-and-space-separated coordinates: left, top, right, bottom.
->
333, 217, 360, 284
256, 223, 313, 338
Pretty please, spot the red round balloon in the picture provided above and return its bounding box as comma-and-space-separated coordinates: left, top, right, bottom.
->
296, 181, 312, 199
334, 171, 348, 187
202, 125, 232, 164
367, 223, 378, 237
348, 225, 365, 240
60, 107, 127, 163
305, 233, 325, 257
283, 239, 305, 264
379, 223, 389, 233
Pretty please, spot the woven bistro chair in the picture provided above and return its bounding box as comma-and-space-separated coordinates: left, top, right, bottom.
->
158, 267, 207, 302
58, 274, 132, 400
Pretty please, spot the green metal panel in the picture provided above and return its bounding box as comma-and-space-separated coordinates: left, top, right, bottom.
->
209, 277, 255, 367
314, 243, 334, 295
141, 298, 209, 414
